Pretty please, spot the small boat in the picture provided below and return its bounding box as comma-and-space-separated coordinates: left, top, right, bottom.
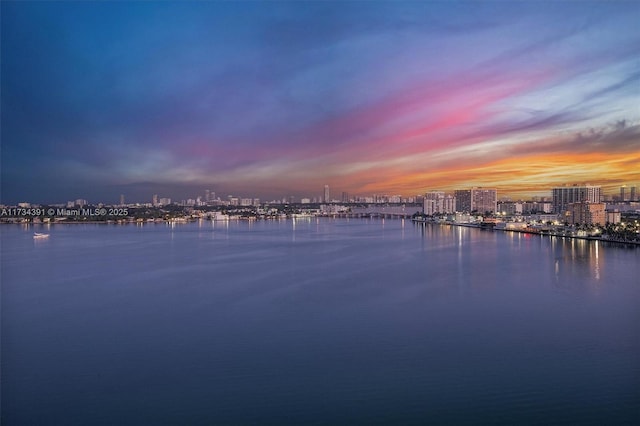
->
33, 232, 50, 239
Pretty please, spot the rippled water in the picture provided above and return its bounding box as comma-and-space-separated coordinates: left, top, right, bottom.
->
2, 219, 639, 425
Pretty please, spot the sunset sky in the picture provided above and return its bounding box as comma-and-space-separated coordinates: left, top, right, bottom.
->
2, 1, 639, 204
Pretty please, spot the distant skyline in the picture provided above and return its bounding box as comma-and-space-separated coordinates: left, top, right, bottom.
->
2, 1, 639, 204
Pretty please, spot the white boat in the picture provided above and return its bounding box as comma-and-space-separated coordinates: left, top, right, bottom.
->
33, 232, 50, 239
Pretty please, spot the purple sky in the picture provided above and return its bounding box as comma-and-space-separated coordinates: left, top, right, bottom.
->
2, 1, 639, 204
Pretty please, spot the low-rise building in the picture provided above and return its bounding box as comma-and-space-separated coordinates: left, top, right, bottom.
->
606, 210, 621, 224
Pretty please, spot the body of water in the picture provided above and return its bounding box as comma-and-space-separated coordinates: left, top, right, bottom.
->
2, 219, 639, 424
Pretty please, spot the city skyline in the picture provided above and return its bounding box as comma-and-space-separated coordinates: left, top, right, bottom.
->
7, 181, 640, 209
2, 1, 639, 204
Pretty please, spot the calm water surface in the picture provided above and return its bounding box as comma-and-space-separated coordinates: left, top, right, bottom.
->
2, 219, 639, 425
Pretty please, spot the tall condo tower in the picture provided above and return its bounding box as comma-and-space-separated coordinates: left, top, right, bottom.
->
619, 185, 637, 201
453, 188, 497, 213
552, 185, 601, 214
424, 191, 445, 215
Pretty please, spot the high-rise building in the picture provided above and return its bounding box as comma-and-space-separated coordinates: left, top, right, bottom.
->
152, 194, 158, 206
119, 194, 125, 206
630, 186, 637, 201
567, 202, 606, 225
620, 185, 627, 201
324, 185, 330, 203
443, 195, 456, 214
424, 192, 441, 215
424, 191, 455, 215
454, 190, 471, 213
454, 188, 497, 213
471, 188, 497, 214
341, 192, 349, 203
552, 185, 601, 214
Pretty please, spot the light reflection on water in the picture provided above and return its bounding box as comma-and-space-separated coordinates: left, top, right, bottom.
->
1, 219, 639, 425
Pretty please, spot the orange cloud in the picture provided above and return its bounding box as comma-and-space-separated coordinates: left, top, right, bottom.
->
352, 150, 640, 198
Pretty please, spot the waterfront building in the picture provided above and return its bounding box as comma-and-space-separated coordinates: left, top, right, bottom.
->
454, 190, 471, 213
472, 188, 497, 214
552, 185, 601, 214
567, 202, 606, 225
424, 191, 456, 215
497, 201, 522, 215
454, 212, 473, 223
320, 204, 348, 214
606, 210, 622, 224
424, 191, 444, 215
443, 195, 456, 214
531, 214, 559, 223
324, 185, 330, 203
455, 188, 497, 214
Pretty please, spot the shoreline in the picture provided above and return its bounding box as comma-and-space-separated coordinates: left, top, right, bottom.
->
3, 217, 639, 247
412, 218, 640, 247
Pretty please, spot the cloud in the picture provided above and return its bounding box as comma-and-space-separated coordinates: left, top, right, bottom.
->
3, 1, 640, 203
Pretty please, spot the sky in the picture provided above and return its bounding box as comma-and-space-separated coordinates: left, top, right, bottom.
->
2, 1, 639, 204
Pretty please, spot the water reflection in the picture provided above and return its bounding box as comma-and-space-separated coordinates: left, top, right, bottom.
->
2, 220, 639, 425
413, 223, 621, 295
551, 237, 604, 293
292, 216, 296, 242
